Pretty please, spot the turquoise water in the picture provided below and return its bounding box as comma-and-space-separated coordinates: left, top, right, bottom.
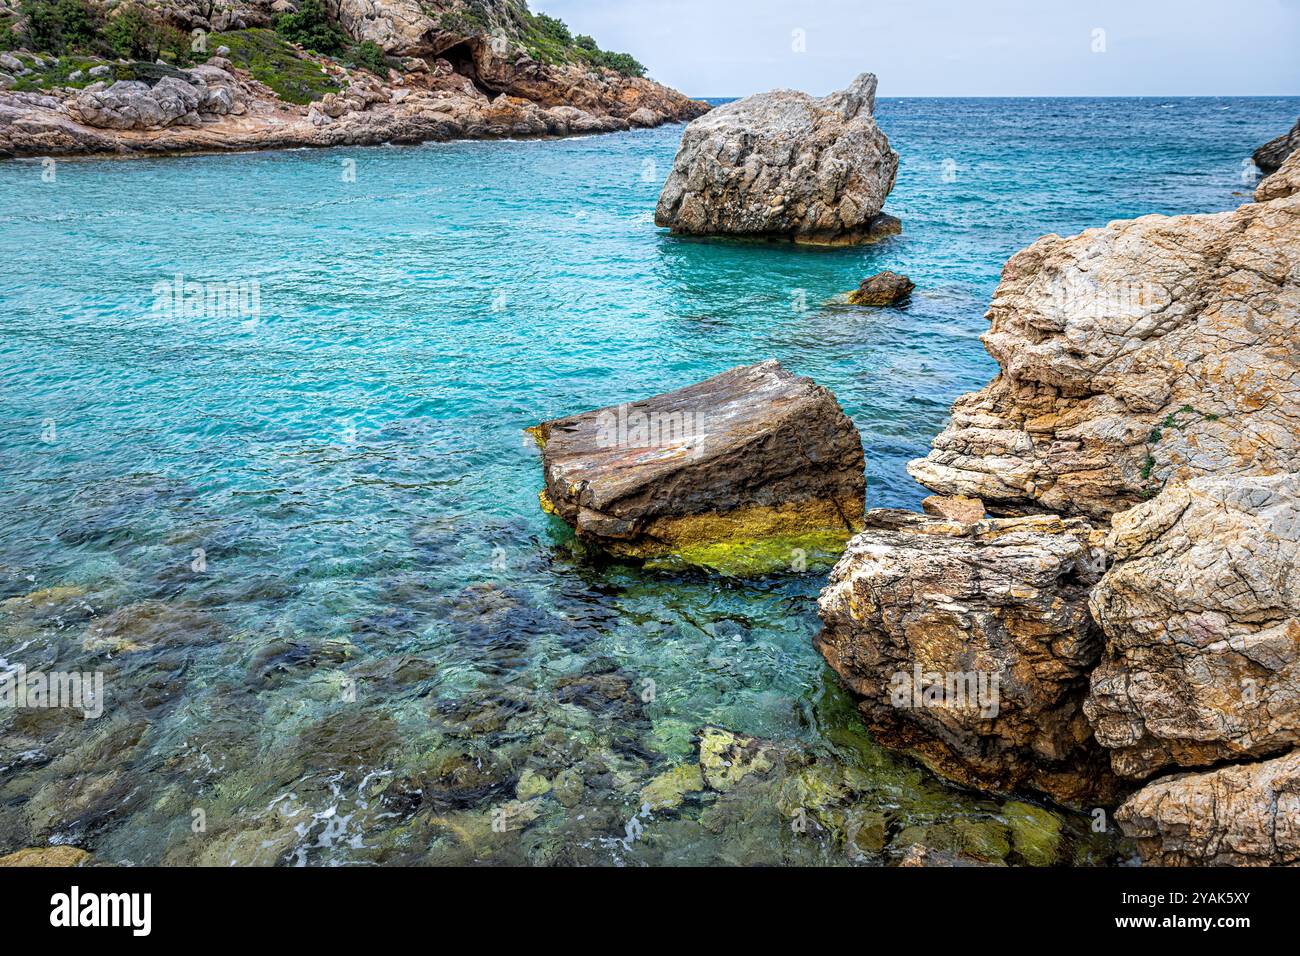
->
1, 97, 1296, 865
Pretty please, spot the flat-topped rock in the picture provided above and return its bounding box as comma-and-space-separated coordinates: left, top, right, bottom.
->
654, 73, 899, 245
528, 360, 865, 574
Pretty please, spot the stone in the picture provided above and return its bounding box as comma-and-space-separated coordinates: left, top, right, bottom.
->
1084, 474, 1300, 778
655, 72, 899, 244
1256, 146, 1300, 203
1002, 800, 1062, 866
1253, 116, 1300, 174
815, 509, 1123, 806
73, 77, 203, 130
0, 53, 22, 73
515, 768, 552, 801
1116, 749, 1300, 865
907, 179, 1300, 520
920, 494, 984, 525
697, 726, 777, 791
627, 106, 661, 128
847, 270, 914, 306
639, 762, 705, 811
0, 846, 92, 867
87, 65, 112, 78
527, 360, 865, 574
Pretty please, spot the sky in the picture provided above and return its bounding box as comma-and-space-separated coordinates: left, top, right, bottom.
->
535, 0, 1300, 97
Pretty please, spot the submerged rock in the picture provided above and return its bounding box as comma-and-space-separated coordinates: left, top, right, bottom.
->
528, 360, 865, 574
1116, 749, 1300, 865
1253, 116, 1300, 174
655, 73, 899, 244
1085, 474, 1300, 778
816, 509, 1123, 806
0, 846, 92, 867
847, 270, 914, 306
907, 178, 1300, 519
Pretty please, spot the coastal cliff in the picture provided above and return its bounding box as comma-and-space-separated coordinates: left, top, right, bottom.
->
0, 0, 708, 156
817, 150, 1300, 864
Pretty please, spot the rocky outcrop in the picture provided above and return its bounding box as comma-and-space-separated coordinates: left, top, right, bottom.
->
907, 172, 1300, 520
1253, 117, 1300, 175
815, 510, 1124, 806
655, 73, 899, 245
1085, 474, 1300, 779
1116, 749, 1300, 865
847, 270, 914, 306
1255, 147, 1300, 203
0, 5, 707, 158
528, 360, 865, 575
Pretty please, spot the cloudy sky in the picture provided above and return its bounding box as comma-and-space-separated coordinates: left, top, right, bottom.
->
536, 0, 1300, 97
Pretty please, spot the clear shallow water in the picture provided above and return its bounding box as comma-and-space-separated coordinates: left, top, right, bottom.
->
0, 97, 1296, 865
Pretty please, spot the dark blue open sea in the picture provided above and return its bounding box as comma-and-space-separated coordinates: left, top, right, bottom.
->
1, 96, 1296, 864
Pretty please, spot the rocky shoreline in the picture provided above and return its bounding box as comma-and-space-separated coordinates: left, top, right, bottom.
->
0, 3, 708, 158
815, 148, 1300, 865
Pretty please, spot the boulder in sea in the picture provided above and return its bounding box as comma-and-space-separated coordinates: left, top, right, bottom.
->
1116, 748, 1300, 865
527, 360, 865, 575
654, 73, 900, 244
1253, 116, 1300, 175
907, 164, 1300, 520
1084, 473, 1300, 779
847, 270, 914, 306
815, 509, 1125, 806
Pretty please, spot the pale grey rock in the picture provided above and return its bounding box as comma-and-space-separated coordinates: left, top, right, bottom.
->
1085, 474, 1300, 778
655, 72, 898, 244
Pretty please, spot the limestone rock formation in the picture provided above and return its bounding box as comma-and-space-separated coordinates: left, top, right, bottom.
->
815, 509, 1124, 806
907, 175, 1300, 520
1256, 147, 1300, 203
847, 270, 914, 306
72, 78, 204, 130
528, 360, 865, 574
1084, 474, 1300, 779
655, 73, 899, 244
1253, 117, 1300, 175
1116, 749, 1300, 865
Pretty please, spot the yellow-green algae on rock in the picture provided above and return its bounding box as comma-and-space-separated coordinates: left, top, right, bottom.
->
527, 360, 866, 575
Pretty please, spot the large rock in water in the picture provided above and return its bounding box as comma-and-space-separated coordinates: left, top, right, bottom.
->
906, 170, 1300, 520
1253, 117, 1300, 175
527, 360, 865, 574
654, 73, 899, 245
1084, 474, 1300, 779
815, 509, 1124, 806
1116, 749, 1300, 865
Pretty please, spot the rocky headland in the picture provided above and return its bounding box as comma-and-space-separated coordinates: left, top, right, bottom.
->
655, 72, 900, 245
817, 148, 1300, 864
0, 0, 708, 157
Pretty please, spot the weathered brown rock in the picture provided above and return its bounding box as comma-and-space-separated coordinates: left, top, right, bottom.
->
528, 360, 865, 574
907, 180, 1300, 520
847, 270, 914, 306
815, 509, 1124, 806
655, 73, 899, 244
1116, 749, 1300, 865
1256, 146, 1300, 202
920, 494, 984, 525
0, 846, 92, 867
1253, 116, 1300, 175
1085, 474, 1300, 779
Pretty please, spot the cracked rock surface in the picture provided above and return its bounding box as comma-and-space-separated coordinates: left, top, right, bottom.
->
655, 73, 899, 244
1085, 473, 1300, 779
1116, 748, 1300, 865
815, 509, 1124, 806
907, 158, 1300, 520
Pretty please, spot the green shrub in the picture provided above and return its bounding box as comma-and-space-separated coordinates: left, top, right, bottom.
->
274, 0, 345, 56
347, 39, 388, 76
211, 28, 341, 104
18, 0, 100, 54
